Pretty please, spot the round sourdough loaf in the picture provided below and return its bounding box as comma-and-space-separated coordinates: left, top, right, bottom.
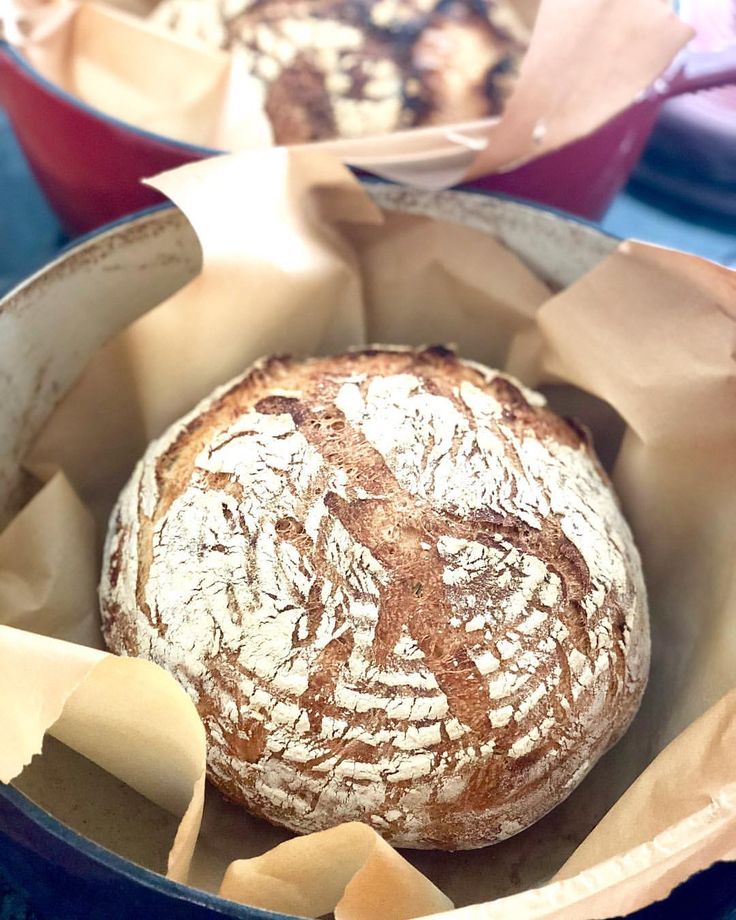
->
147, 0, 528, 143
100, 347, 649, 849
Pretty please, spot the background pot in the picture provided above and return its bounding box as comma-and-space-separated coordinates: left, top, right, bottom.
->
1, 42, 735, 236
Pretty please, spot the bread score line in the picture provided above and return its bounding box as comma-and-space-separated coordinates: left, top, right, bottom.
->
100, 346, 649, 850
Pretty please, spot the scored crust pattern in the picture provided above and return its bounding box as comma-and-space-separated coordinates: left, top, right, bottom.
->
100, 347, 649, 849
148, 0, 528, 142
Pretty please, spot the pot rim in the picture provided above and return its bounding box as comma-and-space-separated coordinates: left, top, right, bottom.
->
0, 194, 618, 917
0, 36, 661, 164
1, 186, 617, 309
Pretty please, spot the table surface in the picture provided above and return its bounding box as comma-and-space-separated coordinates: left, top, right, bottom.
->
0, 108, 735, 920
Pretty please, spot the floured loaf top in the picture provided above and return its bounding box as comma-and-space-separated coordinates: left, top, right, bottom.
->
147, 0, 528, 143
100, 346, 649, 849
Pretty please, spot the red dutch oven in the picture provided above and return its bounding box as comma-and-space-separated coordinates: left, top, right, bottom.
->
1, 39, 735, 236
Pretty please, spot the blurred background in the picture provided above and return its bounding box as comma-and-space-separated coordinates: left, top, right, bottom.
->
0, 0, 734, 295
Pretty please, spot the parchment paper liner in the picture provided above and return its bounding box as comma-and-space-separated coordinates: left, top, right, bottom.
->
2, 0, 692, 187
1, 150, 735, 918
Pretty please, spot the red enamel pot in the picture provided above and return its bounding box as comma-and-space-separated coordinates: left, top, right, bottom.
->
1, 39, 735, 236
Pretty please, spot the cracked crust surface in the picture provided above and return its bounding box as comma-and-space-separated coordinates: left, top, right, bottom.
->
100, 347, 649, 849
148, 0, 528, 142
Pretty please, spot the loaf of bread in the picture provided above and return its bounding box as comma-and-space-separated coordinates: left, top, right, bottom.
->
100, 347, 649, 849
147, 0, 529, 143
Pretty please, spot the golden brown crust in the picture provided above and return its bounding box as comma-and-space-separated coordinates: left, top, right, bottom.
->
148, 0, 529, 142
100, 347, 649, 849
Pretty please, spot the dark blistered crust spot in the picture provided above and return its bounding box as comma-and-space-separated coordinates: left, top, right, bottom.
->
483, 53, 517, 111
214, 0, 528, 143
421, 343, 457, 361
265, 63, 336, 144
488, 375, 527, 410
255, 394, 302, 415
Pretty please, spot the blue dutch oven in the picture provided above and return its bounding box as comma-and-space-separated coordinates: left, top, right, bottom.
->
0, 189, 734, 920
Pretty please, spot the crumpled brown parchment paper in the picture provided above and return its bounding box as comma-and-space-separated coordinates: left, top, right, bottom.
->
1, 0, 692, 187
0, 149, 734, 919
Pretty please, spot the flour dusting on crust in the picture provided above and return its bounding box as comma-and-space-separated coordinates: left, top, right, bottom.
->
147, 0, 529, 144
100, 347, 649, 849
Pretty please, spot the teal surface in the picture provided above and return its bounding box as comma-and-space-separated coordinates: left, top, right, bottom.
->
601, 179, 736, 266
0, 110, 65, 296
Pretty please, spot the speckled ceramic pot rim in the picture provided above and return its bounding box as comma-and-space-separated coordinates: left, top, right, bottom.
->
0, 187, 618, 920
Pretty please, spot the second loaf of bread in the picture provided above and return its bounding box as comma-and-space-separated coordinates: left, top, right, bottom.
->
148, 0, 529, 143
100, 347, 649, 849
